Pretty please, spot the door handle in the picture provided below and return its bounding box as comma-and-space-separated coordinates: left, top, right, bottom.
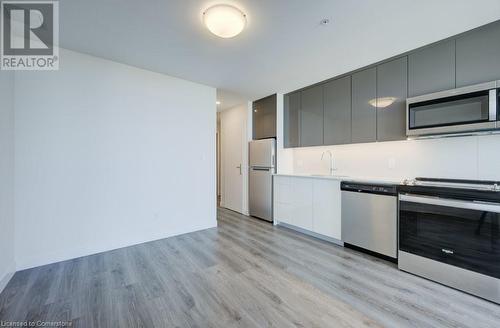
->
489, 89, 497, 121
236, 165, 242, 175
400, 194, 500, 213
252, 167, 270, 171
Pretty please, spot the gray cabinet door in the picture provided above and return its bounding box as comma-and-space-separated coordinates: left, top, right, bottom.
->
300, 85, 324, 147
376, 57, 408, 142
284, 92, 300, 148
351, 68, 377, 143
252, 100, 264, 139
408, 40, 456, 97
252, 94, 276, 140
456, 22, 500, 87
323, 76, 352, 145
262, 94, 277, 138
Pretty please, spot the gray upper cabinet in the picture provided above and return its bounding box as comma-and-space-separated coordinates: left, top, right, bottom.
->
252, 94, 276, 140
323, 76, 352, 145
351, 68, 377, 143
282, 21, 500, 148
408, 41, 456, 97
300, 85, 324, 147
376, 57, 408, 142
284, 92, 300, 148
456, 21, 500, 87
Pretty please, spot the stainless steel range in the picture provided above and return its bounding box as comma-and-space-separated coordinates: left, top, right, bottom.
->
398, 178, 500, 304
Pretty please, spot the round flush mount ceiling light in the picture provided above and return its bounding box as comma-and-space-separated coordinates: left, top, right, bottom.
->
203, 4, 246, 38
369, 97, 397, 108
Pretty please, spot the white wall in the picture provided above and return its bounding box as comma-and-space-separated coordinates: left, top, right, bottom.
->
287, 134, 500, 181
14, 49, 217, 270
0, 71, 16, 292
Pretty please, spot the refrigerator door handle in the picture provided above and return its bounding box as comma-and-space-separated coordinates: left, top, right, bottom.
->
252, 167, 271, 171
236, 164, 242, 175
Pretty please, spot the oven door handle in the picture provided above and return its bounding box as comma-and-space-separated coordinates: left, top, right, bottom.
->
399, 194, 500, 213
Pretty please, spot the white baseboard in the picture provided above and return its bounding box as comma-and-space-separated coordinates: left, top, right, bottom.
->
276, 221, 344, 246
0, 263, 16, 294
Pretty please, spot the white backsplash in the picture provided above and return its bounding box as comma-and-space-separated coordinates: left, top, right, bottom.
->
280, 134, 500, 181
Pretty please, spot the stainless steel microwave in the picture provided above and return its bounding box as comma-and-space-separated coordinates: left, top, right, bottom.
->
406, 81, 499, 137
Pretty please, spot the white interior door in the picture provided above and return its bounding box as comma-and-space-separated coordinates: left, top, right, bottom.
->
220, 104, 248, 214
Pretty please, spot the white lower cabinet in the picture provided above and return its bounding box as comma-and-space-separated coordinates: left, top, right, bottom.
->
291, 177, 313, 230
274, 176, 313, 230
274, 175, 341, 241
312, 179, 341, 240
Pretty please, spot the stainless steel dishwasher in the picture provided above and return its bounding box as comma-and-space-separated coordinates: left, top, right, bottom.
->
341, 182, 398, 259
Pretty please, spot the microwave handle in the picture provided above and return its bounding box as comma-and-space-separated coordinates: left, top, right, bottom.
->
489, 89, 497, 121
399, 194, 500, 213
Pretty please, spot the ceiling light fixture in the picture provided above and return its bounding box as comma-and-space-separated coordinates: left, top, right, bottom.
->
203, 4, 246, 38
216, 101, 221, 105
369, 97, 397, 108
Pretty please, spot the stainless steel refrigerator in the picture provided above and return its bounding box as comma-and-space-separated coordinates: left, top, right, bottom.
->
249, 138, 276, 222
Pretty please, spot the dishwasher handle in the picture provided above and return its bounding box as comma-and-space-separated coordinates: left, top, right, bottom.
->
341, 182, 397, 196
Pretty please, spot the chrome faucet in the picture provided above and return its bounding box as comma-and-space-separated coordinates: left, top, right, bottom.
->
321, 150, 336, 176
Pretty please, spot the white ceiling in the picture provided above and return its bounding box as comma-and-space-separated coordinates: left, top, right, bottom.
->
59, 0, 500, 110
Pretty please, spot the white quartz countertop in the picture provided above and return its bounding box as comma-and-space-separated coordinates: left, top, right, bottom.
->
273, 173, 403, 185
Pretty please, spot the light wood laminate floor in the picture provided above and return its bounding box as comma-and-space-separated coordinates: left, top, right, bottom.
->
1, 208, 499, 327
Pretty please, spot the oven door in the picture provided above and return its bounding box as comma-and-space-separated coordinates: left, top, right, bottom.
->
406, 82, 498, 136
399, 194, 500, 279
